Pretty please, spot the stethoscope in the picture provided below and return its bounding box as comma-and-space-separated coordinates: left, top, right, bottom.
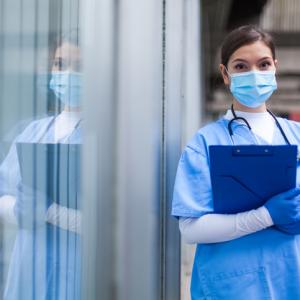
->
227, 104, 291, 145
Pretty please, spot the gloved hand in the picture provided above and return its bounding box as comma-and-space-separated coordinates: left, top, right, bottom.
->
275, 221, 300, 235
14, 182, 52, 229
264, 188, 300, 225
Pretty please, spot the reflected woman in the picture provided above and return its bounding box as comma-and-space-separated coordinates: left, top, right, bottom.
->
0, 30, 82, 300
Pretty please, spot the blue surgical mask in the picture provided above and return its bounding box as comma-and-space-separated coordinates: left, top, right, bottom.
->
49, 71, 82, 108
228, 70, 277, 108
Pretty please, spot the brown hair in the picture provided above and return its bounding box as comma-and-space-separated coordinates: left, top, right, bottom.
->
221, 25, 276, 67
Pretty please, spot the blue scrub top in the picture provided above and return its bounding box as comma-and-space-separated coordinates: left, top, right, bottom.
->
172, 116, 300, 300
0, 116, 82, 300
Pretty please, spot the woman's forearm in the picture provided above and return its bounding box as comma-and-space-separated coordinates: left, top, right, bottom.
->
179, 206, 273, 244
46, 203, 81, 234
0, 195, 17, 224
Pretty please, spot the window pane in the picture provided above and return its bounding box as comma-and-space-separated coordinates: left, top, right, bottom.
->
0, 1, 82, 299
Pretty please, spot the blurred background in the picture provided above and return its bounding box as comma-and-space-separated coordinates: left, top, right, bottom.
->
0, 0, 299, 299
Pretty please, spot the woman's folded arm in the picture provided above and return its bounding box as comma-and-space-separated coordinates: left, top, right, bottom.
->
46, 202, 81, 234
179, 206, 273, 244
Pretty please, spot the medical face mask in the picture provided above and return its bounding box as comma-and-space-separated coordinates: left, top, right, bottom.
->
228, 70, 277, 108
49, 71, 82, 108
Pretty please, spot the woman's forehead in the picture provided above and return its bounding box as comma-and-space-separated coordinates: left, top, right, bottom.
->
55, 42, 80, 59
229, 41, 273, 63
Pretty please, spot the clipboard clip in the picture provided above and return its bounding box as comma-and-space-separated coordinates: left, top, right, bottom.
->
233, 147, 273, 156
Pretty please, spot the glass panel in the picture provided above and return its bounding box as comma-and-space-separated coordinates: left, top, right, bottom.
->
0, 0, 82, 299
1, 0, 183, 299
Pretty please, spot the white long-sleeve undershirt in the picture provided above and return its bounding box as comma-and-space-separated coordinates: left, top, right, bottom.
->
53, 110, 81, 142
224, 109, 276, 143
179, 109, 276, 244
46, 202, 81, 234
179, 206, 273, 244
0, 195, 17, 225
0, 195, 81, 233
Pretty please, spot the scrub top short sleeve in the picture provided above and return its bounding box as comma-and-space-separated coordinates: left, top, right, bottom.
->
171, 144, 213, 218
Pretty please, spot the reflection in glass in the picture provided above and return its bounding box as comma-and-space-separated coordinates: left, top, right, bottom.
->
0, 29, 82, 299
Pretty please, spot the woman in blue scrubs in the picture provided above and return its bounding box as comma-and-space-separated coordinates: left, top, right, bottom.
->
0, 32, 82, 300
172, 25, 300, 299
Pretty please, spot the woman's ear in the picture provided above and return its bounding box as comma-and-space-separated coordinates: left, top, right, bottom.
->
219, 64, 230, 85
274, 59, 278, 70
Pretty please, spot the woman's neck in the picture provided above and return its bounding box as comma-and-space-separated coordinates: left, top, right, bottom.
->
232, 100, 267, 113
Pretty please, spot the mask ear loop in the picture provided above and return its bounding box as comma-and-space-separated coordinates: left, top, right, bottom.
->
223, 66, 234, 99
223, 65, 232, 79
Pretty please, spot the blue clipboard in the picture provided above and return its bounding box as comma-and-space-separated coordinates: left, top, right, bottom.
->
16, 143, 81, 209
209, 145, 297, 214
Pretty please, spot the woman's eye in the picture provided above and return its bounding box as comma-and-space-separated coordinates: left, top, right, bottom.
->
53, 58, 67, 70
54, 61, 61, 68
260, 61, 272, 69
234, 63, 247, 71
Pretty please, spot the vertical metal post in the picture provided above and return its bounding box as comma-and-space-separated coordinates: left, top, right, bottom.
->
81, 0, 117, 299
115, 1, 163, 299
163, 0, 186, 299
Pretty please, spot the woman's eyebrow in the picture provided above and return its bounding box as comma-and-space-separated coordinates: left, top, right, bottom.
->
257, 56, 273, 62
231, 56, 272, 64
54, 56, 63, 61
231, 58, 248, 63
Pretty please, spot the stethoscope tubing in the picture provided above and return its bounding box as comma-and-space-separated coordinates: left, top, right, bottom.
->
228, 104, 291, 145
